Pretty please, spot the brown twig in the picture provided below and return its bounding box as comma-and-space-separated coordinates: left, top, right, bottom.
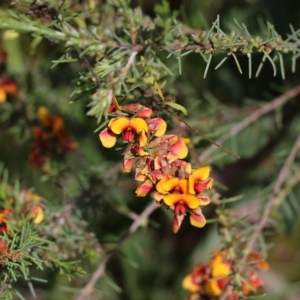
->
219, 134, 300, 300
199, 84, 300, 162
76, 201, 158, 300
241, 134, 300, 262
165, 107, 240, 159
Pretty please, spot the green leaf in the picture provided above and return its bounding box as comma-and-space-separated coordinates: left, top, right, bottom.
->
165, 102, 188, 115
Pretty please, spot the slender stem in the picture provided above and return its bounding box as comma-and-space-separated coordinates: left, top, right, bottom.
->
241, 134, 300, 262
199, 85, 300, 161
76, 201, 158, 300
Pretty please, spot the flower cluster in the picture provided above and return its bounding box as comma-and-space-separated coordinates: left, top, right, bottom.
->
182, 251, 268, 300
0, 48, 17, 103
0, 190, 44, 235
29, 106, 78, 169
99, 96, 213, 232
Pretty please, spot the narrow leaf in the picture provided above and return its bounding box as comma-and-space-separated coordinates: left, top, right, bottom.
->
165, 102, 187, 115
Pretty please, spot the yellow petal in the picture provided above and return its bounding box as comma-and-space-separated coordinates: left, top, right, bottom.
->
192, 166, 210, 181
0, 89, 7, 103
177, 179, 188, 194
31, 206, 44, 224
135, 179, 153, 197
139, 129, 148, 147
170, 139, 189, 159
148, 118, 167, 137
163, 194, 200, 209
109, 117, 130, 134
190, 208, 206, 228
37, 106, 50, 125
182, 275, 201, 293
99, 128, 117, 148
161, 177, 179, 192
129, 118, 148, 133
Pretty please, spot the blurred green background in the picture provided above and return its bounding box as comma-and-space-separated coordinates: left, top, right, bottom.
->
1, 0, 300, 299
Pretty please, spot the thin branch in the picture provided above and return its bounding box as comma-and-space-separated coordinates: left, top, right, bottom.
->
165, 107, 240, 159
241, 134, 300, 261
219, 134, 300, 300
76, 201, 158, 300
123, 51, 138, 74
199, 84, 300, 161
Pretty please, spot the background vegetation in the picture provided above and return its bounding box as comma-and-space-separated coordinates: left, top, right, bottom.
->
0, 0, 300, 299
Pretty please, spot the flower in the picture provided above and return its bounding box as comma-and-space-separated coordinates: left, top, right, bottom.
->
147, 118, 167, 137
167, 137, 190, 162
0, 76, 17, 103
0, 208, 12, 233
189, 166, 213, 194
183, 251, 268, 300
99, 117, 149, 148
161, 178, 200, 209
122, 103, 153, 118
108, 95, 122, 113
29, 108, 77, 169
205, 252, 232, 296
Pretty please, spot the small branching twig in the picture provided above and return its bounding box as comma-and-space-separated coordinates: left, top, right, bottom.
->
199, 85, 300, 161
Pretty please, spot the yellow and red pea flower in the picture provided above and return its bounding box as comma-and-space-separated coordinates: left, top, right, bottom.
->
23, 191, 45, 224
167, 137, 190, 162
147, 118, 167, 137
29, 108, 77, 169
189, 207, 206, 228
183, 251, 268, 299
189, 166, 213, 195
99, 117, 149, 148
0, 208, 13, 234
0, 76, 18, 103
99, 99, 214, 233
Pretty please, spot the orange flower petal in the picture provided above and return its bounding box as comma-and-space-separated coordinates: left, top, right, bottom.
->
135, 179, 153, 197
139, 129, 148, 147
0, 89, 6, 103
129, 118, 148, 133
161, 177, 179, 192
52, 116, 64, 133
173, 213, 185, 233
153, 191, 165, 202
197, 195, 211, 206
205, 280, 223, 296
37, 106, 51, 126
31, 206, 44, 224
188, 174, 196, 194
169, 139, 189, 160
182, 275, 201, 293
192, 166, 211, 181
190, 208, 206, 228
123, 158, 134, 173
155, 175, 172, 194
163, 194, 200, 209
109, 117, 130, 134
177, 179, 188, 194
99, 128, 117, 148
3, 79, 17, 94
148, 118, 167, 137
135, 170, 146, 182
